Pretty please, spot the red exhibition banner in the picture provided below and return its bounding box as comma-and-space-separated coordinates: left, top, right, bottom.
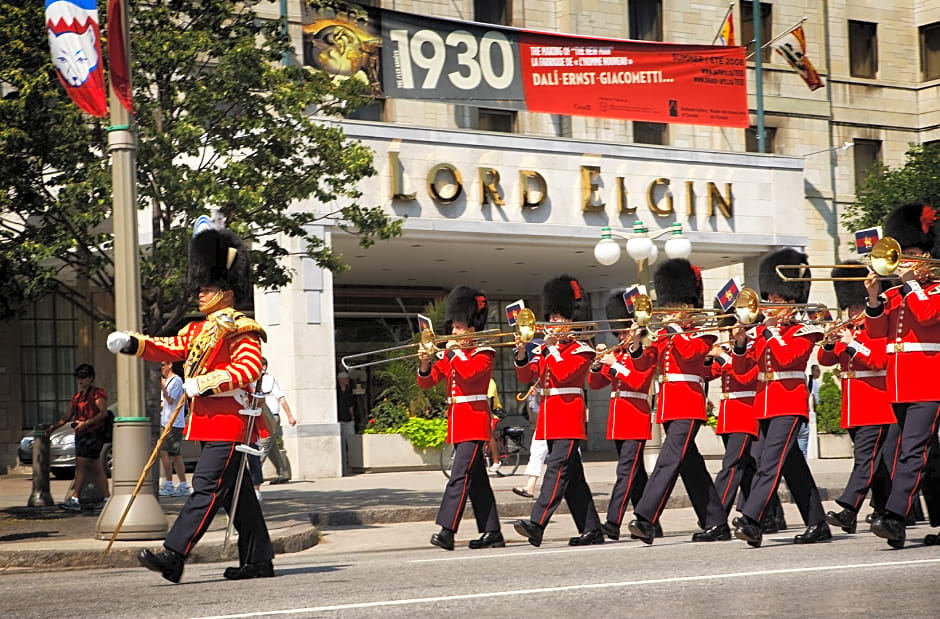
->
519, 31, 748, 128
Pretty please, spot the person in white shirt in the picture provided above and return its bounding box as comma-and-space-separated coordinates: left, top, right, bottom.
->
159, 361, 189, 497
253, 358, 296, 486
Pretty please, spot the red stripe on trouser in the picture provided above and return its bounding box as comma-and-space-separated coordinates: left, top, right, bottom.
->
904, 405, 940, 515
652, 423, 695, 522
184, 443, 236, 555
540, 441, 575, 525
890, 429, 902, 479
757, 418, 799, 522
720, 437, 749, 505
851, 426, 884, 510
452, 443, 481, 530
615, 447, 642, 523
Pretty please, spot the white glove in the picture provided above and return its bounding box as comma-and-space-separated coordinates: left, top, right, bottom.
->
107, 331, 131, 354
183, 378, 201, 398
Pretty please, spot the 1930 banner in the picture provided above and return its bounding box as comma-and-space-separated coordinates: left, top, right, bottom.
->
303, 5, 748, 128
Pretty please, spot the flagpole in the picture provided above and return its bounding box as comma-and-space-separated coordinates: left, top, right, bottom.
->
711, 2, 734, 45
752, 0, 765, 153
745, 16, 808, 60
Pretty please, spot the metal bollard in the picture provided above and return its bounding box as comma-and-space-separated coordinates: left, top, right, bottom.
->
28, 424, 54, 507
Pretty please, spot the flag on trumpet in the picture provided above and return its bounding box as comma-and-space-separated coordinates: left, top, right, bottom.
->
715, 277, 743, 312
774, 26, 825, 91
622, 286, 642, 312
855, 226, 882, 255
505, 300, 525, 327
717, 9, 735, 46
417, 314, 433, 335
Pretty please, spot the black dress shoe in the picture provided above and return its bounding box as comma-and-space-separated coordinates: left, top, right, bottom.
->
692, 523, 731, 542
733, 517, 763, 548
601, 521, 620, 541
627, 518, 655, 545
759, 514, 779, 534
569, 529, 605, 546
871, 514, 906, 548
826, 508, 857, 534
223, 560, 275, 580
923, 531, 939, 546
865, 510, 885, 524
430, 527, 455, 551
794, 524, 832, 544
654, 521, 664, 538
137, 548, 185, 583
776, 515, 788, 531
468, 531, 505, 549
512, 519, 544, 547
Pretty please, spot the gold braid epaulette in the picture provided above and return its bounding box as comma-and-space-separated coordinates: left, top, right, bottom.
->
231, 311, 267, 343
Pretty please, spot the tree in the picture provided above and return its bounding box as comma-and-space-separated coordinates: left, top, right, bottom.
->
815, 371, 844, 434
0, 1, 402, 333
841, 143, 940, 237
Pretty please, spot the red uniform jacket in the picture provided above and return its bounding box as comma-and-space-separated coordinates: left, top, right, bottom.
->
709, 350, 759, 436
588, 345, 657, 440
733, 323, 821, 419
417, 346, 495, 443
866, 281, 940, 403
817, 327, 895, 427
650, 326, 717, 424
515, 339, 594, 440
132, 308, 266, 442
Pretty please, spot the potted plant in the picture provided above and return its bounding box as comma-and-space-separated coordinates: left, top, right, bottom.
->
815, 370, 852, 458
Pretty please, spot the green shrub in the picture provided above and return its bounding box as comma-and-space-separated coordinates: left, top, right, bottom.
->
706, 399, 717, 429
365, 399, 409, 432
395, 417, 448, 449
815, 371, 845, 434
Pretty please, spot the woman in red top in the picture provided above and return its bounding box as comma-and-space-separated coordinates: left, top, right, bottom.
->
418, 286, 502, 551
512, 275, 602, 548
54, 363, 110, 512
588, 289, 657, 541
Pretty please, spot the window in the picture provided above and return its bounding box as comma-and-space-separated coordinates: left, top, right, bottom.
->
848, 21, 878, 78
741, 3, 773, 63
475, 0, 511, 26
745, 126, 776, 153
634, 121, 667, 145
629, 0, 663, 41
551, 115, 572, 138
920, 22, 940, 81
477, 108, 516, 133
853, 139, 882, 191
347, 99, 385, 121
20, 295, 78, 428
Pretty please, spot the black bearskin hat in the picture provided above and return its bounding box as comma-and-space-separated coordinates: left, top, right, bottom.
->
884, 202, 939, 257
712, 297, 736, 328
188, 228, 251, 304
444, 285, 488, 333
759, 248, 810, 304
653, 259, 700, 308
542, 275, 587, 321
832, 262, 867, 310
605, 288, 634, 323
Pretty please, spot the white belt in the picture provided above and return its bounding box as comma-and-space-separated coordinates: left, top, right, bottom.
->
887, 342, 940, 354
758, 371, 806, 382
611, 391, 649, 400
659, 373, 704, 384
209, 388, 248, 406
840, 370, 886, 379
446, 394, 488, 404
721, 390, 757, 400
543, 387, 583, 397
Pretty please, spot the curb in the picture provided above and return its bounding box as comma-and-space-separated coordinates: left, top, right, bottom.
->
0, 522, 319, 570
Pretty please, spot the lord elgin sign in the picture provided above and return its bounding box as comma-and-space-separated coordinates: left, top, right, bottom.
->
388, 151, 734, 220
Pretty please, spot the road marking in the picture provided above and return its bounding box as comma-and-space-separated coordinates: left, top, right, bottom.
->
193, 557, 940, 618
408, 542, 644, 563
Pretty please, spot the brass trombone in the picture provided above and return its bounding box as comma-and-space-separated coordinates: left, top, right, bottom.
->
733, 287, 832, 324
774, 237, 940, 282
340, 327, 507, 369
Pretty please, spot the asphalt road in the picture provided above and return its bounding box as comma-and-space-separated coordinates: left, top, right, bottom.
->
3, 507, 940, 618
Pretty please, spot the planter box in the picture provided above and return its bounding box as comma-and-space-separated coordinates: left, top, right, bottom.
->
694, 424, 725, 457
817, 432, 853, 459
346, 433, 440, 472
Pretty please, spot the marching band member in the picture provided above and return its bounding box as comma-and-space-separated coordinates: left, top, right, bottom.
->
865, 203, 940, 548
627, 259, 729, 544
818, 263, 894, 535
418, 286, 503, 551
731, 249, 831, 547
107, 226, 273, 583
588, 289, 658, 541
512, 275, 603, 547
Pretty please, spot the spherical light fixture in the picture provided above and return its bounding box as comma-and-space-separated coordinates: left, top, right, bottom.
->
647, 243, 659, 266
664, 222, 692, 259
593, 234, 622, 266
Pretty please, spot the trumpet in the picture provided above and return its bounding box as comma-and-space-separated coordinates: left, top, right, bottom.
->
818, 310, 865, 342
775, 237, 940, 282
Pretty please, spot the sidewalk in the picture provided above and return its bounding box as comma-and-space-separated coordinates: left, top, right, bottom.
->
0, 457, 855, 569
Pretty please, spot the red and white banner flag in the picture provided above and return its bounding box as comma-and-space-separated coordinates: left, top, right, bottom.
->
107, 0, 133, 112
45, 0, 108, 117
774, 25, 825, 91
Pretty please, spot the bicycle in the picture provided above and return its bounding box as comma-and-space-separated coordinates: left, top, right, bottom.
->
440, 423, 527, 479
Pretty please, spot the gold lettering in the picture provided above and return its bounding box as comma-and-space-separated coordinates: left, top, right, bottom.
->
646, 177, 673, 216
707, 182, 733, 218
426, 163, 463, 204
520, 170, 547, 208
685, 181, 695, 217
617, 177, 635, 214
580, 166, 605, 212
389, 151, 416, 201
479, 167, 504, 206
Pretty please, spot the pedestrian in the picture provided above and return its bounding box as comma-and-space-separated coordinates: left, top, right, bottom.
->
107, 225, 274, 582
798, 365, 822, 457
486, 377, 503, 474
419, 285, 503, 551
512, 379, 545, 498
512, 275, 604, 548
337, 370, 356, 472
54, 363, 111, 511
158, 361, 189, 497
255, 357, 296, 485
731, 248, 831, 547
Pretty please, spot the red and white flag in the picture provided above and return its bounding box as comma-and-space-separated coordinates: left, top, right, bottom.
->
107, 0, 133, 112
774, 26, 825, 91
45, 0, 108, 117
